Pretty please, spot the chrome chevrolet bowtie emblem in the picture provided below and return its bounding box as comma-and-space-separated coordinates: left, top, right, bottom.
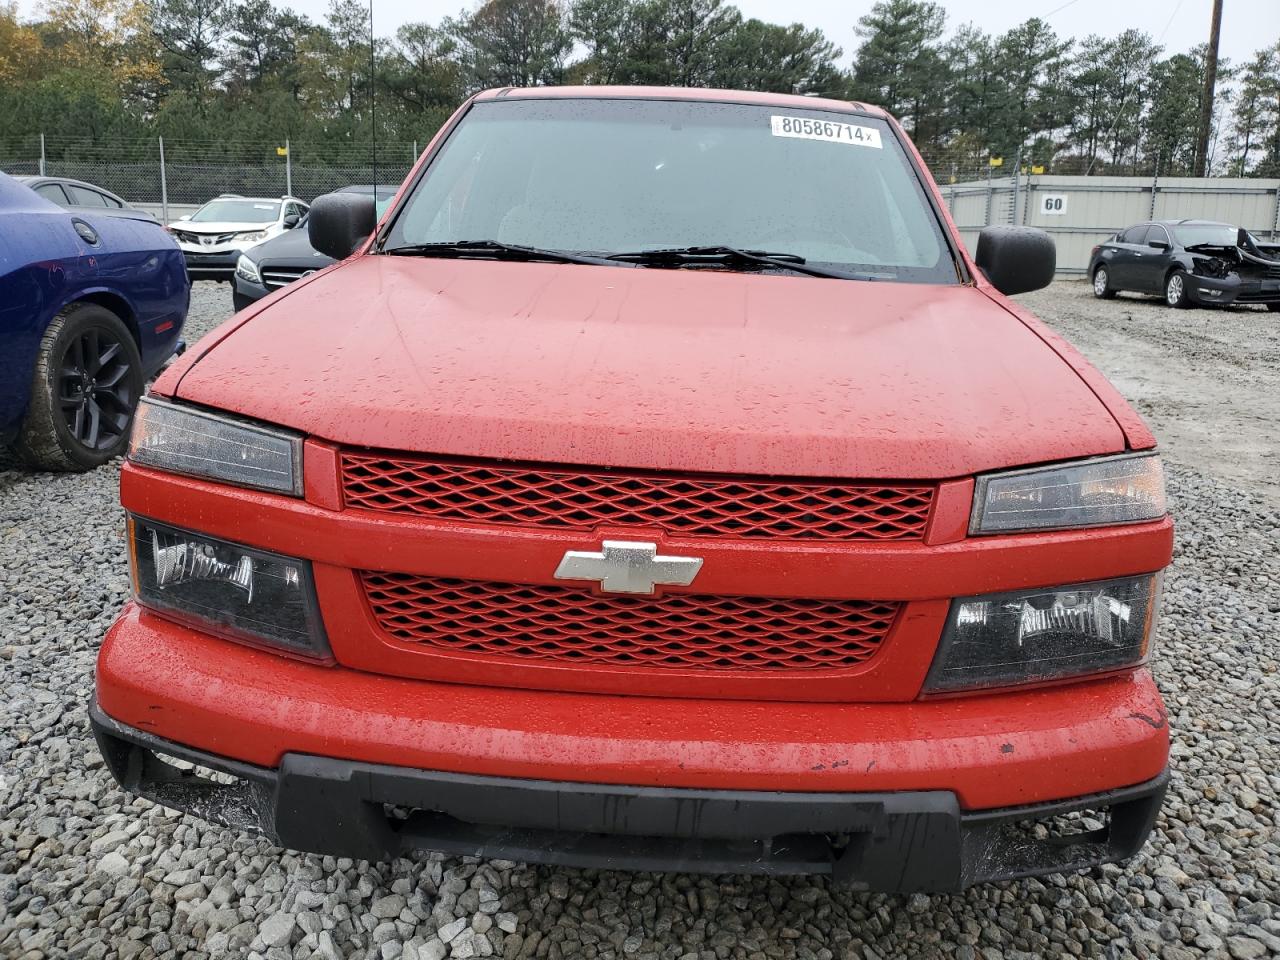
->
554, 540, 703, 595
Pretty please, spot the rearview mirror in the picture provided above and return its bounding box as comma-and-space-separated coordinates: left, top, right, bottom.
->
974, 226, 1056, 296
283, 212, 300, 229
1147, 239, 1170, 251
308, 191, 377, 261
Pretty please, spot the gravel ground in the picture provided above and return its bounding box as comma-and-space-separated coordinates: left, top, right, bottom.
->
1, 281, 1278, 960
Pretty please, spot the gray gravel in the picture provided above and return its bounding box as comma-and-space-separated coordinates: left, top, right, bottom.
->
2, 281, 1278, 959
1016, 282, 1280, 508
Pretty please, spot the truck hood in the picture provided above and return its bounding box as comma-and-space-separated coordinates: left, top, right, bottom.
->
172, 256, 1126, 478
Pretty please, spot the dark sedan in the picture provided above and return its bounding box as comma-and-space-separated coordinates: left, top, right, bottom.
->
1089, 219, 1280, 310
232, 185, 397, 310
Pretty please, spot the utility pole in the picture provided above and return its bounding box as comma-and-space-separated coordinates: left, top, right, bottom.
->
1194, 0, 1223, 177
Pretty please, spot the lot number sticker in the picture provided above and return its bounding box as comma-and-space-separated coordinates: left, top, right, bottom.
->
1039, 194, 1068, 216
771, 116, 882, 149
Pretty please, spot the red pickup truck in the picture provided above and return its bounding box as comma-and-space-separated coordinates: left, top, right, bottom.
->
92, 87, 1172, 892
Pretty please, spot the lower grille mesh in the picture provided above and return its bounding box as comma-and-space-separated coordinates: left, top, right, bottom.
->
361, 573, 899, 672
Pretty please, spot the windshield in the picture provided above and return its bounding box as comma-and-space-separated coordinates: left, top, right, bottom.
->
1174, 223, 1237, 247
385, 98, 955, 283
192, 199, 280, 224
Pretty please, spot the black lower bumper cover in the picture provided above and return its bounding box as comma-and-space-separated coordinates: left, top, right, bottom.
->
90, 703, 1167, 892
1187, 273, 1280, 306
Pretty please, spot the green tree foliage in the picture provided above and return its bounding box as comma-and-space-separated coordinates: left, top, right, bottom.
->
149, 0, 230, 108
1061, 31, 1163, 173
712, 20, 842, 95
627, 0, 741, 87
1228, 42, 1280, 176
567, 0, 632, 83
446, 0, 572, 90
849, 0, 946, 140
1146, 52, 1206, 175
0, 0, 159, 141
940, 25, 997, 148
381, 23, 464, 128
224, 0, 314, 97
2, 0, 1277, 177
985, 19, 1073, 162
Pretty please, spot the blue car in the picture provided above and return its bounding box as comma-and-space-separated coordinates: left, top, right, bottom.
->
0, 173, 189, 470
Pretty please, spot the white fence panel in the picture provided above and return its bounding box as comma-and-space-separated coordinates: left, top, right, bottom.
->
939, 174, 1280, 275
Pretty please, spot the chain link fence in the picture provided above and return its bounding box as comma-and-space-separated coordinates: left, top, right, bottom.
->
0, 135, 422, 218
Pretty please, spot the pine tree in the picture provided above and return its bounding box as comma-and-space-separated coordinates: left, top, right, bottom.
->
849, 0, 947, 141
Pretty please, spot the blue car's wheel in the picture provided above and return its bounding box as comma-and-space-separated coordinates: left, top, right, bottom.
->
13, 302, 144, 471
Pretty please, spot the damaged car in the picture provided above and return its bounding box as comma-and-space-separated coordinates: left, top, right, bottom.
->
1089, 218, 1280, 310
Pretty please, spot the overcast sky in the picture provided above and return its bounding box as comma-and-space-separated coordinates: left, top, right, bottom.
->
14, 0, 1279, 68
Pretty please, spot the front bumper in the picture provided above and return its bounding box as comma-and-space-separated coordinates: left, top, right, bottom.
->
232, 273, 269, 308
177, 247, 241, 279
91, 700, 1167, 890
97, 604, 1171, 807
1187, 273, 1280, 306
101, 461, 1174, 885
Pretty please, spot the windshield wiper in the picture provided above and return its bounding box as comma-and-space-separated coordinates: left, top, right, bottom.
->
603, 245, 877, 280
383, 240, 613, 266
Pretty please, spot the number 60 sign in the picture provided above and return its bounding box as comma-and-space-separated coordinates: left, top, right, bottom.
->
1039, 194, 1068, 216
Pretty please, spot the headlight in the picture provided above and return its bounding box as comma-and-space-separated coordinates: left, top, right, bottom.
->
924, 573, 1161, 693
129, 517, 329, 659
238, 230, 268, 243
971, 453, 1165, 534
235, 254, 262, 284
128, 397, 302, 495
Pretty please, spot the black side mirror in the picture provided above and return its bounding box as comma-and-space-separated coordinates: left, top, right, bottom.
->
283, 213, 300, 228
1147, 239, 1170, 251
308, 191, 377, 261
975, 226, 1055, 296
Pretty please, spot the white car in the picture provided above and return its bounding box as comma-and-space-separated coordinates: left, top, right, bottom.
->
169, 195, 309, 281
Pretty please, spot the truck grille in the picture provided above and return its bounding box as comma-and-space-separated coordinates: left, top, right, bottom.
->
341, 452, 935, 541
361, 573, 900, 671
174, 230, 236, 245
